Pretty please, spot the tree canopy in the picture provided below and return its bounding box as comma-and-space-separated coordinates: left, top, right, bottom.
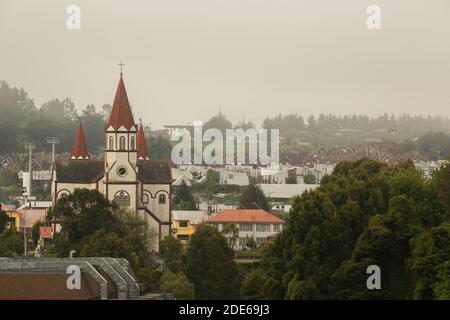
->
246, 158, 450, 299
47, 189, 152, 269
184, 225, 241, 299
238, 184, 271, 212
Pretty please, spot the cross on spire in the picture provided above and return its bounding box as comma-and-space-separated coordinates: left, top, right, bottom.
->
118, 60, 125, 75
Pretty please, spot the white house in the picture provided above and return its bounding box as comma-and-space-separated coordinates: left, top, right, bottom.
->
207, 209, 285, 250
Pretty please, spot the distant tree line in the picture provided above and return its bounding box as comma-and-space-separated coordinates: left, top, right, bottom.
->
2, 80, 450, 160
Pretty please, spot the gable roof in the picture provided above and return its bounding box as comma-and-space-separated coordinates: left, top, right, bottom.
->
54, 160, 104, 183
138, 160, 172, 184
208, 209, 285, 223
106, 75, 136, 131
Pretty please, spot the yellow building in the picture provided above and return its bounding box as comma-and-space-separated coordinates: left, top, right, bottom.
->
171, 210, 209, 245
0, 203, 21, 230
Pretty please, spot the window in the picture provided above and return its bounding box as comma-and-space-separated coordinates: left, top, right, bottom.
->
273, 224, 280, 232
158, 193, 166, 204
119, 136, 126, 150
256, 224, 270, 232
109, 136, 114, 150
114, 191, 130, 206
130, 136, 135, 150
179, 220, 189, 228
177, 235, 190, 242
142, 193, 149, 204
239, 223, 253, 231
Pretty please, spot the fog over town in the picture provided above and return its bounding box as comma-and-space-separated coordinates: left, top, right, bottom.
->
1, 0, 450, 128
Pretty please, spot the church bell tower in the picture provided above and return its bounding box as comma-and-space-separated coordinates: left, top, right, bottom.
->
104, 66, 139, 208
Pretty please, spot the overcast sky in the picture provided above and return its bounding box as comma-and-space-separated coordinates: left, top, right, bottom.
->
0, 0, 449, 128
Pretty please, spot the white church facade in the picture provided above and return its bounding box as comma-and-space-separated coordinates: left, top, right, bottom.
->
51, 73, 172, 251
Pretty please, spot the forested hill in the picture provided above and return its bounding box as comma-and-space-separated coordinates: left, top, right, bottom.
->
2, 80, 450, 157
243, 158, 450, 299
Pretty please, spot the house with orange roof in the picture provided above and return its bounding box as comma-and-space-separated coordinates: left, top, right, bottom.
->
207, 209, 285, 250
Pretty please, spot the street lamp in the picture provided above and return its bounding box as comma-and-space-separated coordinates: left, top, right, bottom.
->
47, 137, 60, 164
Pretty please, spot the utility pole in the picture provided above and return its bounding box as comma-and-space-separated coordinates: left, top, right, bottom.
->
22, 187, 28, 258
24, 143, 35, 198
47, 137, 60, 164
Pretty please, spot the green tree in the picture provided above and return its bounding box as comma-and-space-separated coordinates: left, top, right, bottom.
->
184, 225, 240, 299
238, 185, 271, 212
148, 131, 172, 160
0, 229, 23, 256
252, 158, 450, 300
221, 223, 239, 250
286, 170, 297, 184
303, 172, 316, 184
48, 189, 152, 269
31, 221, 44, 246
160, 270, 195, 299
81, 104, 106, 153
173, 181, 197, 210
240, 269, 268, 300
80, 230, 144, 269
160, 236, 183, 273
0, 209, 10, 233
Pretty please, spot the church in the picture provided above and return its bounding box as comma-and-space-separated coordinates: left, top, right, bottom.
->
51, 72, 172, 252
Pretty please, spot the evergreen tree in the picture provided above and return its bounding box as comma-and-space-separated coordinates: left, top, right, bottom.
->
184, 225, 241, 299
173, 181, 197, 210
238, 185, 271, 212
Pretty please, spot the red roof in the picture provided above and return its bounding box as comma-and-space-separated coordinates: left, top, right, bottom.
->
40, 226, 53, 239
0, 203, 15, 212
208, 209, 285, 223
71, 122, 89, 160
137, 123, 149, 160
106, 75, 136, 130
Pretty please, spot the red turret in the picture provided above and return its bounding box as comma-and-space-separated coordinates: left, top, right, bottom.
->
137, 123, 150, 160
106, 74, 136, 130
71, 122, 89, 160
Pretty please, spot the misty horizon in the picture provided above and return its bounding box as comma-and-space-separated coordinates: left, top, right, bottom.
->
1, 0, 449, 129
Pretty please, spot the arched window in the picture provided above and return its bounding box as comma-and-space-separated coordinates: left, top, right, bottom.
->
142, 193, 149, 204
130, 136, 135, 150
158, 193, 166, 204
119, 136, 126, 150
109, 136, 114, 150
114, 191, 130, 206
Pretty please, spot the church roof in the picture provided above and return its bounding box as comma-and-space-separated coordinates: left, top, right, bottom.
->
54, 160, 104, 183
137, 123, 149, 160
106, 75, 136, 130
138, 160, 172, 184
54, 159, 172, 185
71, 122, 90, 160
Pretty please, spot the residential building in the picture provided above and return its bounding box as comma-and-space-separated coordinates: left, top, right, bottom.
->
171, 210, 209, 245
207, 209, 285, 250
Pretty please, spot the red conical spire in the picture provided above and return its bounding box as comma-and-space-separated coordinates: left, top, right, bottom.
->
137, 122, 150, 160
71, 122, 89, 160
106, 74, 136, 130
